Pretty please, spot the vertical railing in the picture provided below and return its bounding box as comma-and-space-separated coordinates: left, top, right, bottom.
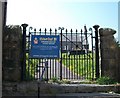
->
65, 29, 67, 79
80, 29, 83, 79
89, 28, 95, 80
55, 29, 57, 78
84, 25, 88, 79
70, 30, 73, 79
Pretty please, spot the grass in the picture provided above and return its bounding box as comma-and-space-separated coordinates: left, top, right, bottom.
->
96, 76, 117, 85
25, 53, 38, 80
25, 52, 96, 81
49, 77, 97, 84
49, 76, 118, 85
62, 53, 96, 80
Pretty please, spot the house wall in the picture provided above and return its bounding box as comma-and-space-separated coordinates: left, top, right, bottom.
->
61, 41, 82, 51
60, 33, 89, 51
0, 1, 3, 97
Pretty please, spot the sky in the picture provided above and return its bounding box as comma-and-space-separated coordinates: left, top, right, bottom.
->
6, 0, 118, 39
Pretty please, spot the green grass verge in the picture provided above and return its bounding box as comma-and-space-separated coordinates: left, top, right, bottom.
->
62, 53, 96, 80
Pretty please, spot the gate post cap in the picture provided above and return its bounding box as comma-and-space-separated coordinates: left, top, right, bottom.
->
99, 28, 116, 36
93, 25, 100, 30
21, 23, 28, 28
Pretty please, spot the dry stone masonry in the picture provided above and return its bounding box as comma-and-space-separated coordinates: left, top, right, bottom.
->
99, 28, 120, 82
2, 25, 22, 82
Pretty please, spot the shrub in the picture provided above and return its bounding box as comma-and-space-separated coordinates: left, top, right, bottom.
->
51, 77, 59, 83
96, 77, 117, 85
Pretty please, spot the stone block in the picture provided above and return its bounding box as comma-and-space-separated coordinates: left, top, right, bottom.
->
101, 49, 117, 60
3, 67, 21, 82
99, 28, 116, 36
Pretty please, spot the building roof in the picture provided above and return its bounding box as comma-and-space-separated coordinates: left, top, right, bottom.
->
59, 33, 88, 45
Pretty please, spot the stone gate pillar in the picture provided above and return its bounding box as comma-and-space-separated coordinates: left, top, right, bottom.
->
0, 1, 2, 97
3, 26, 22, 82
99, 28, 119, 81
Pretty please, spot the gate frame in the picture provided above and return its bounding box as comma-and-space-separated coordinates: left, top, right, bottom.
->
21, 24, 100, 81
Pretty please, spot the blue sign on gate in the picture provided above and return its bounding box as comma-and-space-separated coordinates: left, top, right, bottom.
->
30, 35, 60, 59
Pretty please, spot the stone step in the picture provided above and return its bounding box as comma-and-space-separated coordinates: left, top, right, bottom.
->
2, 82, 120, 96
2, 93, 120, 98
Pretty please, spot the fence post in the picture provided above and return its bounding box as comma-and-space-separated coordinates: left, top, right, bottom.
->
21, 23, 28, 80
93, 25, 100, 79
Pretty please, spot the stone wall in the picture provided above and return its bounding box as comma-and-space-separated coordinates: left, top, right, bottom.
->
2, 81, 120, 96
2, 25, 22, 82
99, 28, 120, 82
